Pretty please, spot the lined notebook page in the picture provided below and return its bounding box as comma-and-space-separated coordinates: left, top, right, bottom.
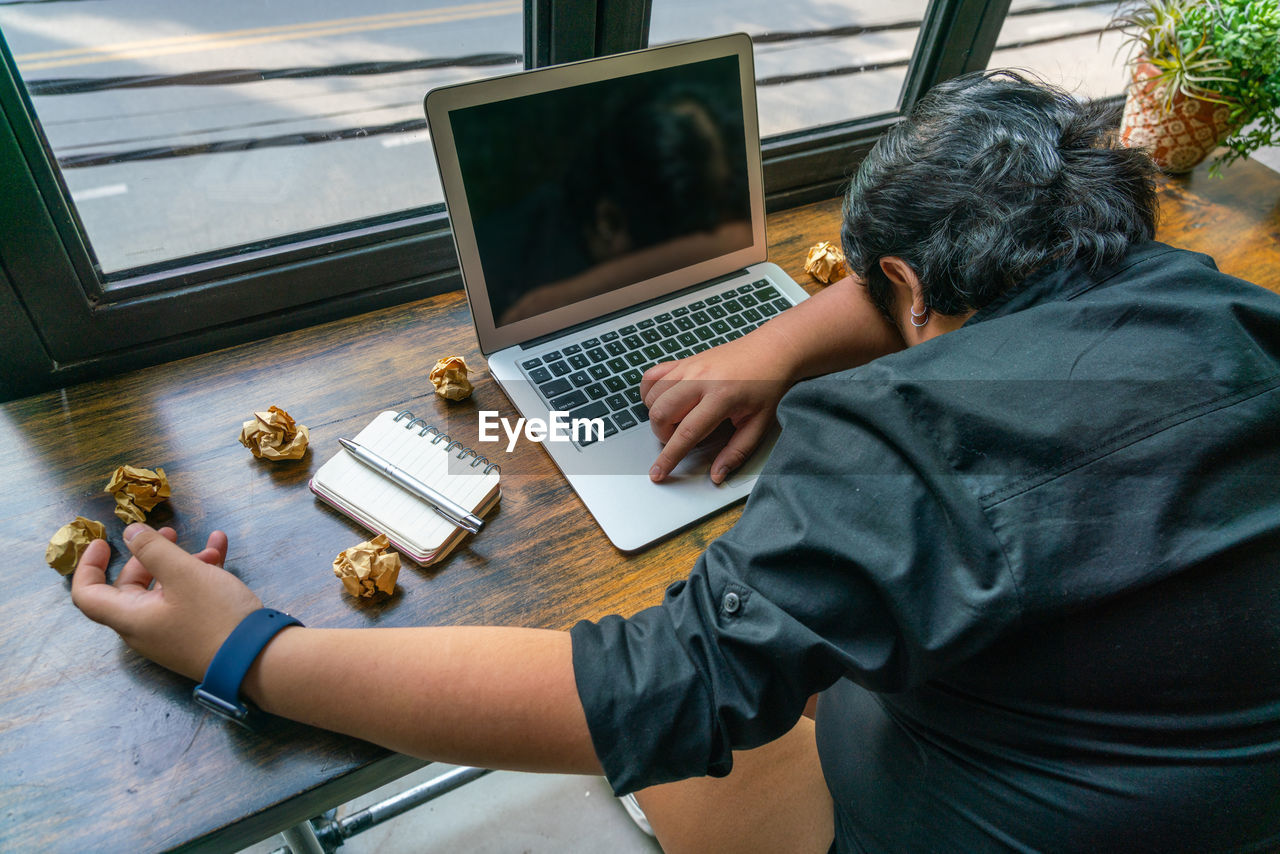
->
312, 411, 499, 556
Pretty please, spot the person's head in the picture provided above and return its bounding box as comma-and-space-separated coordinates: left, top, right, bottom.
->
841, 70, 1158, 343
571, 85, 749, 261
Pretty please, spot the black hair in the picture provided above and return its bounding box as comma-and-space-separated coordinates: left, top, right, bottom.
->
841, 70, 1158, 318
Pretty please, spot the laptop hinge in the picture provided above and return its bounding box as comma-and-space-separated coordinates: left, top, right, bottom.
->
517, 268, 753, 350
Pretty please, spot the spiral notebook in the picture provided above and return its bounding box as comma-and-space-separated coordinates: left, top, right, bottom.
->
310, 410, 501, 565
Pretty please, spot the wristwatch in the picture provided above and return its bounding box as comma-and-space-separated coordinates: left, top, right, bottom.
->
192, 608, 302, 728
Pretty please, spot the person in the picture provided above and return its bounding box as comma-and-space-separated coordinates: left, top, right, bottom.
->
71, 71, 1280, 852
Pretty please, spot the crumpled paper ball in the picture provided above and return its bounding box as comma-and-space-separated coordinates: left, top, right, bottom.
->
239, 405, 309, 461
45, 516, 106, 575
333, 534, 401, 598
803, 241, 847, 284
104, 465, 170, 524
429, 355, 473, 401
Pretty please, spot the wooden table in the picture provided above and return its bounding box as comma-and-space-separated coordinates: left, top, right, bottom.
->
2, 157, 1277, 853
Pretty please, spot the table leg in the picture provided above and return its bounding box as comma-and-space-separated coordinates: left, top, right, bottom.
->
280, 820, 325, 854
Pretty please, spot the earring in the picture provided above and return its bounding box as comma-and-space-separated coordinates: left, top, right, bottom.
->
910, 305, 929, 328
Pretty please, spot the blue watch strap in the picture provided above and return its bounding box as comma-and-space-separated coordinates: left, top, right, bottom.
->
193, 608, 301, 723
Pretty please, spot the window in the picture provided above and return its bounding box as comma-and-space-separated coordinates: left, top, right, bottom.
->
650, 0, 930, 137
2, 3, 523, 273
0, 0, 1042, 401
987, 0, 1128, 98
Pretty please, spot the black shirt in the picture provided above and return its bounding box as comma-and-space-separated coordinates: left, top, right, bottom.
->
571, 242, 1280, 851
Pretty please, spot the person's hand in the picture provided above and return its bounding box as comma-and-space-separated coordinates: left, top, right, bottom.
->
641, 323, 804, 484
71, 524, 262, 682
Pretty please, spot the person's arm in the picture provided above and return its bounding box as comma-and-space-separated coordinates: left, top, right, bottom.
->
244, 626, 597, 773
642, 275, 903, 482
71, 525, 601, 775
758, 273, 905, 380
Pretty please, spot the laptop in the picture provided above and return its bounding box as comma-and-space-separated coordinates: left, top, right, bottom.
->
424, 33, 810, 551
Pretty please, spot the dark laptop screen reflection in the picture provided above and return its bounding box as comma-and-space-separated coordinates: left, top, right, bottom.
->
449, 56, 752, 327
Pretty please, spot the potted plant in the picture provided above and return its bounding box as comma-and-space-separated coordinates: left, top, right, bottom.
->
1113, 0, 1280, 174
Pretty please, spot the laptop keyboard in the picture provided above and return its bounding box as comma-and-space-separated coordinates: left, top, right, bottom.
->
517, 278, 794, 447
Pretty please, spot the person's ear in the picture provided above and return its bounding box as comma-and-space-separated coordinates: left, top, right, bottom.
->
878, 257, 925, 313
879, 256, 934, 343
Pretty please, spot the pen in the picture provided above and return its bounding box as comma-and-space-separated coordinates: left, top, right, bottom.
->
338, 437, 484, 534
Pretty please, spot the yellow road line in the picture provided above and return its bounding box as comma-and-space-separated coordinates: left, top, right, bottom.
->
15, 1, 517, 59
16, 1, 520, 70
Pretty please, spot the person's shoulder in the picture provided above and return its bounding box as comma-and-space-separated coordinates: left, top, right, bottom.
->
1079, 241, 1280, 347
947, 240, 1280, 366
1115, 240, 1215, 271
1079, 240, 1277, 304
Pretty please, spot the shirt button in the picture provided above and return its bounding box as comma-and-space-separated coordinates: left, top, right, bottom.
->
722, 591, 741, 614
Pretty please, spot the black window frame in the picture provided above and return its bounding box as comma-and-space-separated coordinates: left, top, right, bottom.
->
0, 0, 1010, 401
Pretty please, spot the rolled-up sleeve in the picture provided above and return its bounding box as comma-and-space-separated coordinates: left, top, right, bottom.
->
571, 371, 1022, 794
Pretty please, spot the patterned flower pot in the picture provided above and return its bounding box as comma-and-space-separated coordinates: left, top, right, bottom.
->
1119, 60, 1236, 173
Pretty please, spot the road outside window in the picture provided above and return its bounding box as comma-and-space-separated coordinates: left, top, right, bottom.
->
650, 0, 929, 138
1, 0, 1130, 280
0, 0, 523, 274
988, 0, 1128, 98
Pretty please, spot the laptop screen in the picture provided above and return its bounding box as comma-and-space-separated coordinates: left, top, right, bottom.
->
446, 55, 753, 328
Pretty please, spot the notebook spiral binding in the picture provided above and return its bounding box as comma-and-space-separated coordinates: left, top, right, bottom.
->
394, 410, 500, 474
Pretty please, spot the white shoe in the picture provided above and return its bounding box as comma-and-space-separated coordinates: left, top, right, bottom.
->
619, 792, 655, 837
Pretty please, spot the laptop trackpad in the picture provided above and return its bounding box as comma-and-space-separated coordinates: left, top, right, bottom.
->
667, 420, 739, 479
567, 417, 780, 551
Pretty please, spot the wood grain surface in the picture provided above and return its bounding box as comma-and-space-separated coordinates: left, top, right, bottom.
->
1, 156, 1277, 853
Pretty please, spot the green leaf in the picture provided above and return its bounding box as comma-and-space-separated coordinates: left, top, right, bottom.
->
1114, 0, 1280, 168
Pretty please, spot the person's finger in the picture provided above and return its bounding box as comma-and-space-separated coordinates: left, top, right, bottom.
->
115, 527, 179, 590
639, 360, 679, 401
71, 538, 110, 588
122, 523, 208, 587
650, 402, 731, 482
646, 380, 709, 442
114, 560, 155, 591
650, 378, 711, 435
709, 413, 773, 484
192, 530, 229, 567
71, 539, 126, 626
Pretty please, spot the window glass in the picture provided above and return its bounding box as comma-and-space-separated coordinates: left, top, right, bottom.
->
0, 1, 522, 274
988, 0, 1128, 98
648, 0, 929, 139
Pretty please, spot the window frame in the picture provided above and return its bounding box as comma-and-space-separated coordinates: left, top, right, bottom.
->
1, 0, 1011, 401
